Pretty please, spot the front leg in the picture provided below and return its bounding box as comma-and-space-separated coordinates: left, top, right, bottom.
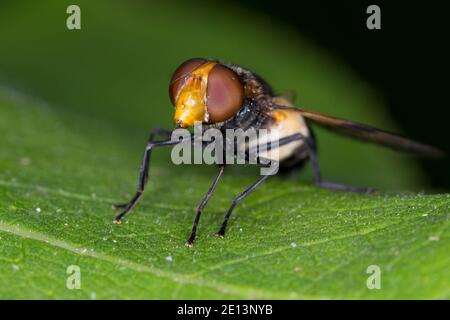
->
113, 127, 173, 210
112, 138, 180, 223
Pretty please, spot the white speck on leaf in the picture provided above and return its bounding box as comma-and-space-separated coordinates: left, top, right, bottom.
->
291, 242, 298, 248
429, 236, 440, 241
294, 267, 303, 273
165, 255, 173, 262
112, 239, 117, 243
35, 207, 41, 213
12, 264, 20, 270
19, 157, 31, 166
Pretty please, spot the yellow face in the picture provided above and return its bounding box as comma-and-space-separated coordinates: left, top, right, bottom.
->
170, 58, 245, 128
173, 62, 217, 128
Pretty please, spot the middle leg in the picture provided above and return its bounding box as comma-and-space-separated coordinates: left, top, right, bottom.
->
217, 160, 279, 237
186, 165, 225, 247
216, 133, 304, 237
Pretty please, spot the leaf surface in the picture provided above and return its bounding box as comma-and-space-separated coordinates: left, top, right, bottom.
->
0, 89, 448, 299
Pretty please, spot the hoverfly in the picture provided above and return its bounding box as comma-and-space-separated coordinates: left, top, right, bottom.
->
112, 58, 442, 246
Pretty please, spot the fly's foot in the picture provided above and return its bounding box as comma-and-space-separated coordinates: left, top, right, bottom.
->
216, 227, 226, 238
185, 231, 196, 247
185, 240, 194, 248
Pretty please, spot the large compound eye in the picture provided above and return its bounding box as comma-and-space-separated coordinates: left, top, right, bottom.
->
206, 65, 244, 122
169, 58, 207, 105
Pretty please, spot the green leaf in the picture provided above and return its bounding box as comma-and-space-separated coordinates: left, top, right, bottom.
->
0, 88, 449, 299
0, 0, 448, 300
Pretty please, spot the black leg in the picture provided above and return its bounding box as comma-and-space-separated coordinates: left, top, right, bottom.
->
186, 165, 225, 247
305, 136, 373, 193
217, 161, 278, 237
113, 128, 173, 210
113, 138, 180, 223
216, 133, 304, 238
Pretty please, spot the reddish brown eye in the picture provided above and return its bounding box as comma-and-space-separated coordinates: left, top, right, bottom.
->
169, 58, 207, 105
206, 65, 244, 122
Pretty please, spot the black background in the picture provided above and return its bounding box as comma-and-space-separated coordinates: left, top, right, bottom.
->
0, 299, 445, 316
225, 0, 450, 189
